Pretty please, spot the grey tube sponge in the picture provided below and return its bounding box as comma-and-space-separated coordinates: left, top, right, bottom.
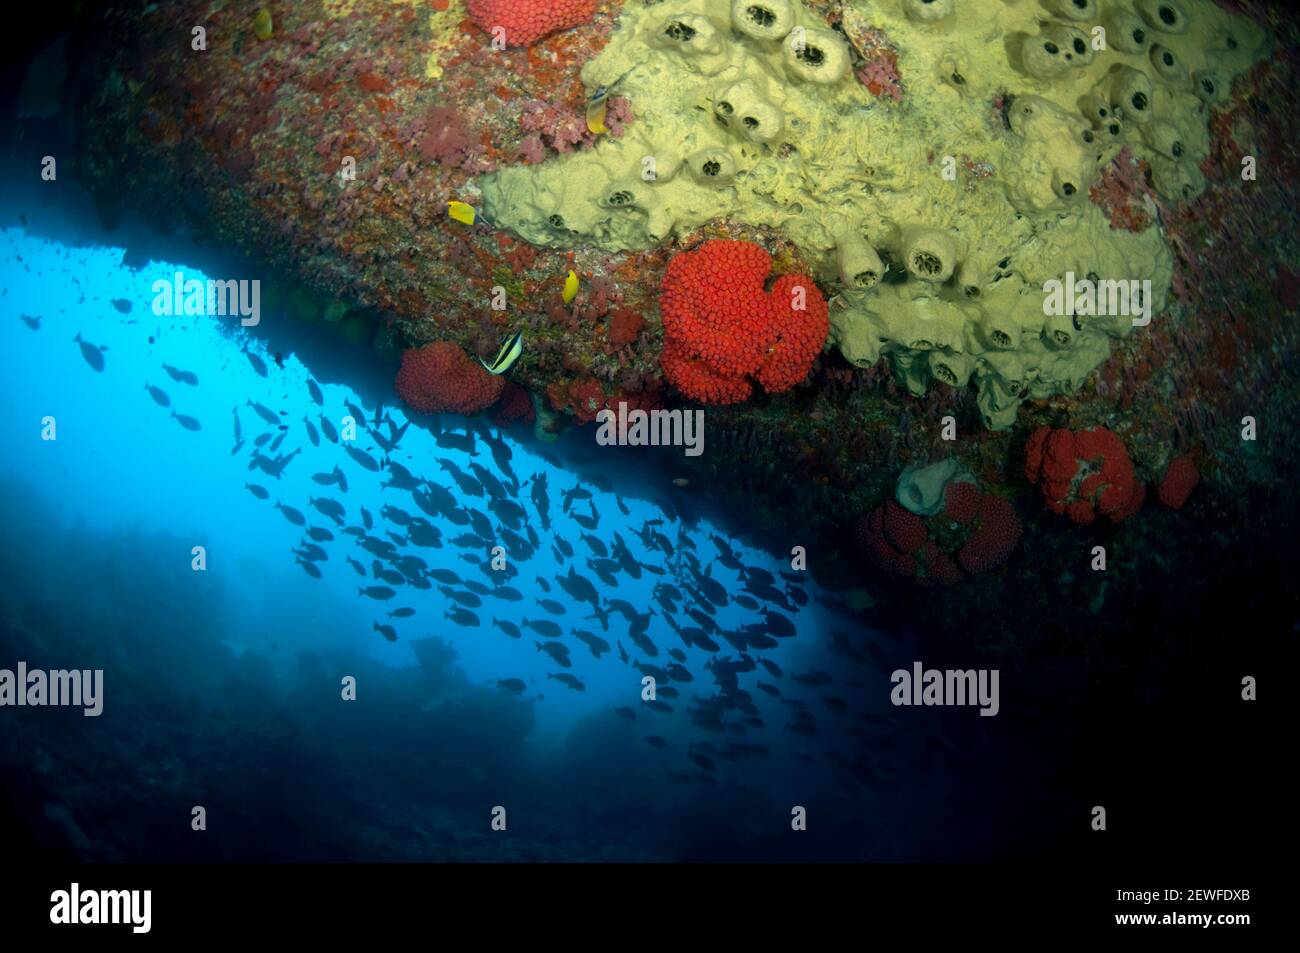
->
647, 13, 728, 74
1142, 119, 1186, 160
955, 259, 985, 300
1051, 169, 1084, 200
781, 27, 849, 84
599, 180, 653, 209
1103, 9, 1151, 54
1042, 311, 1079, 349
730, 0, 794, 41
1046, 23, 1095, 68
903, 0, 954, 22
1136, 0, 1190, 34
900, 226, 958, 283
1150, 44, 1188, 84
1020, 33, 1071, 80
687, 148, 736, 185
977, 309, 1022, 351
835, 231, 886, 291
929, 349, 972, 388
1193, 69, 1229, 105
713, 81, 784, 145
1047, 0, 1098, 22
1080, 92, 1115, 125
1111, 67, 1155, 123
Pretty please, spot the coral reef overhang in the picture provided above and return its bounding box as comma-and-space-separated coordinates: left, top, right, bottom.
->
56, 0, 1300, 645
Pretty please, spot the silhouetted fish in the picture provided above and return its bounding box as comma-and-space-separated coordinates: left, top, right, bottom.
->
275, 501, 306, 526
246, 399, 279, 425
245, 351, 268, 376
310, 497, 346, 525
523, 618, 561, 638
307, 379, 324, 406
440, 586, 482, 608
245, 482, 269, 500
574, 630, 610, 659
345, 446, 380, 472
163, 364, 199, 385
111, 298, 132, 314
531, 472, 552, 530
373, 621, 398, 642
144, 383, 170, 407
171, 411, 201, 431
494, 618, 522, 639
547, 672, 586, 691
535, 641, 571, 668
73, 334, 106, 371
433, 426, 476, 454
765, 610, 796, 638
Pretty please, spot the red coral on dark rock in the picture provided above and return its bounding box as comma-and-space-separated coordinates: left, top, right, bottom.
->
882, 500, 927, 555
417, 106, 482, 172
958, 495, 1022, 574
1157, 455, 1199, 509
856, 478, 1022, 585
395, 341, 504, 415
607, 308, 646, 348
491, 382, 535, 428
1024, 425, 1139, 524
548, 377, 608, 424
467, 0, 598, 48
659, 339, 754, 405
944, 480, 980, 524
757, 273, 830, 393
659, 240, 827, 404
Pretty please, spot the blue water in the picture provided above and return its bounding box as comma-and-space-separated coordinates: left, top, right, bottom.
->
0, 203, 1000, 861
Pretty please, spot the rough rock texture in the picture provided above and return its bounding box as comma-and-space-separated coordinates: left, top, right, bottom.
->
63, 0, 1300, 646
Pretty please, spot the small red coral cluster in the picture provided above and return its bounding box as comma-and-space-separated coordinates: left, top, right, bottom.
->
547, 378, 662, 426
855, 483, 1022, 586
467, 0, 597, 48
492, 382, 535, 428
547, 377, 606, 425
1158, 454, 1199, 509
517, 97, 632, 164
395, 341, 504, 415
659, 240, 828, 405
607, 308, 646, 348
417, 106, 484, 173
1024, 425, 1143, 524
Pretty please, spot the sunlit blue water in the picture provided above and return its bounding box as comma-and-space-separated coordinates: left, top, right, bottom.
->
0, 210, 990, 861
0, 226, 857, 732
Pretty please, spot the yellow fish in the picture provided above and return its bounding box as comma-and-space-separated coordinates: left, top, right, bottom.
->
252, 8, 273, 41
479, 330, 524, 375
448, 201, 478, 226
585, 99, 608, 136
562, 270, 580, 304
